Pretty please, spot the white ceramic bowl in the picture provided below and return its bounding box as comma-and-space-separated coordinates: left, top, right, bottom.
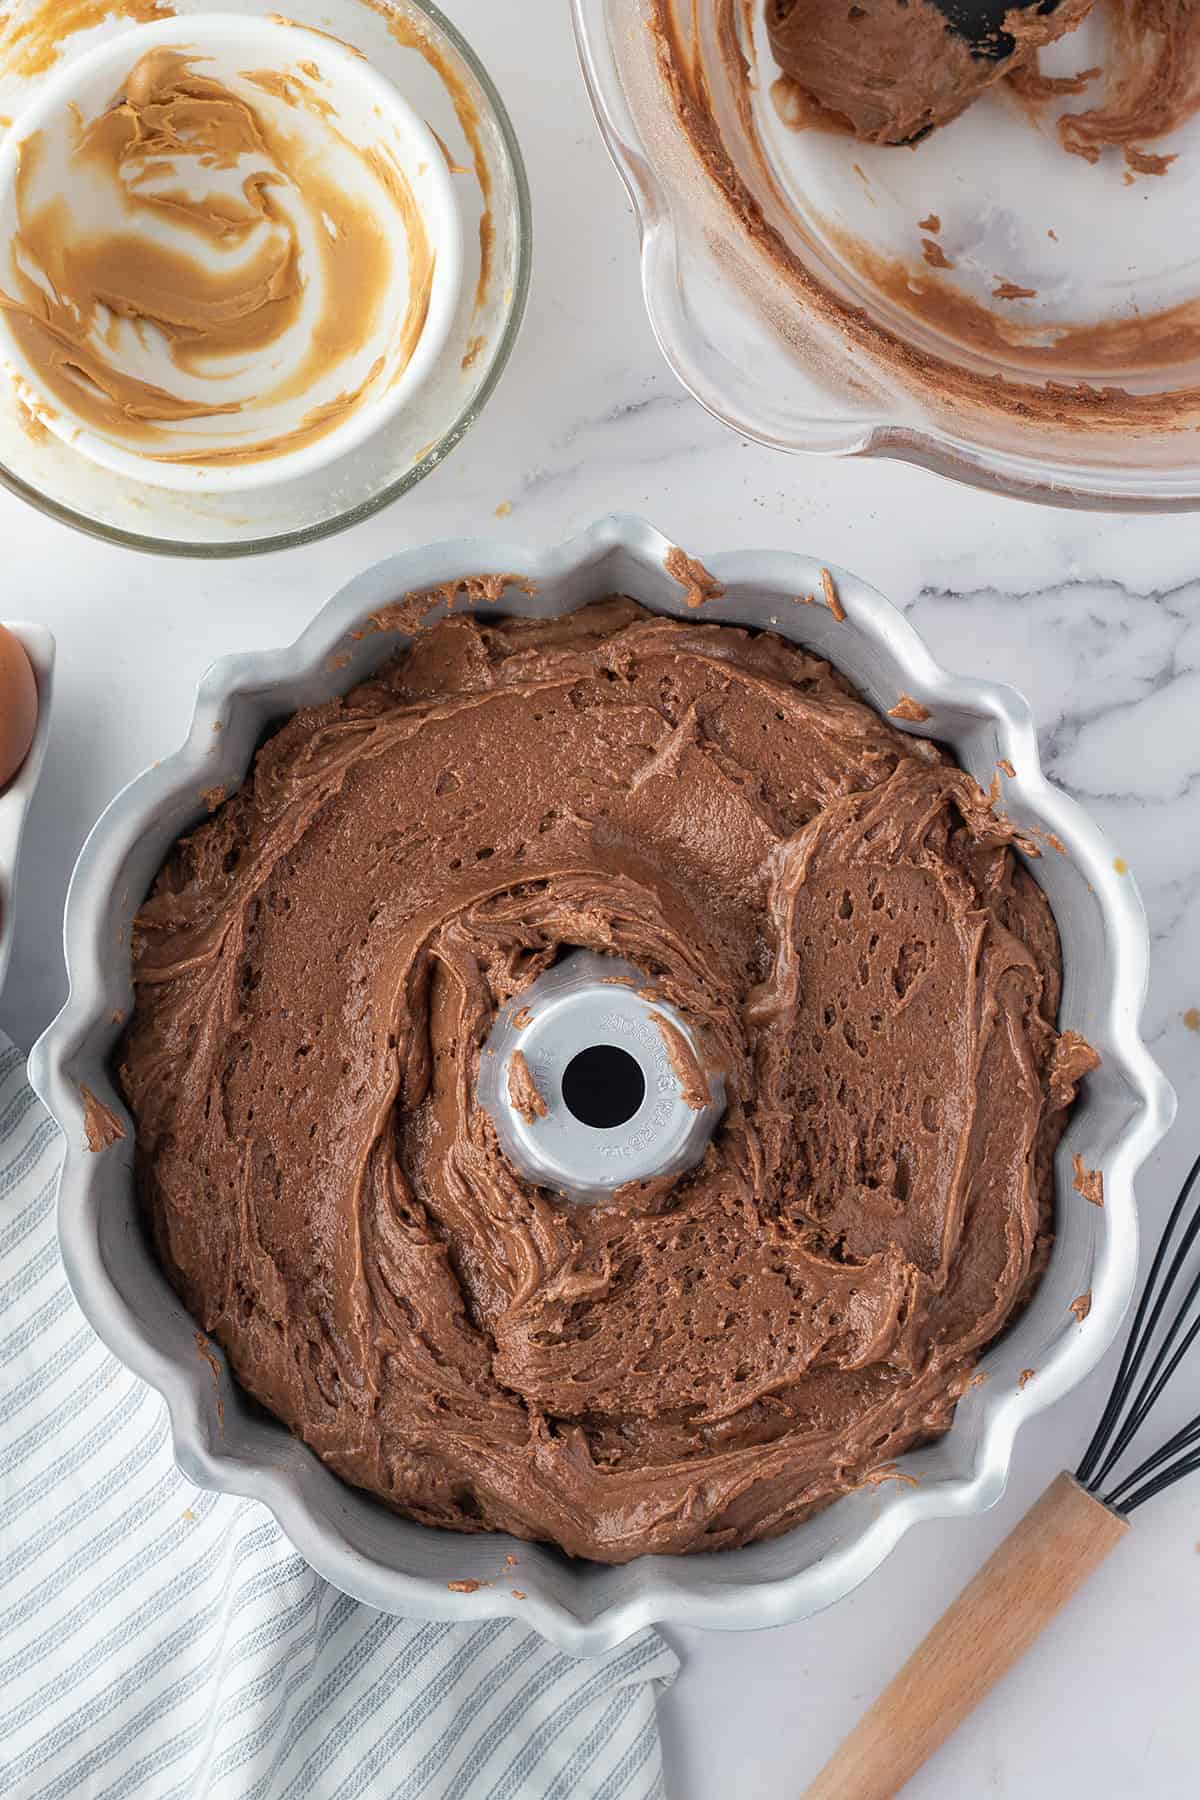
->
0, 621, 53, 1002
0, 13, 463, 492
29, 517, 1174, 1652
0, 0, 530, 554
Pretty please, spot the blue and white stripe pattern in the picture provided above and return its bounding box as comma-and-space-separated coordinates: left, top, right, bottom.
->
0, 1034, 677, 1799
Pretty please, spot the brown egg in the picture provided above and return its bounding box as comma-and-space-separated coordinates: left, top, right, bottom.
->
0, 625, 38, 791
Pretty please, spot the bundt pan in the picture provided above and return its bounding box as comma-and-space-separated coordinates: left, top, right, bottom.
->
29, 517, 1174, 1652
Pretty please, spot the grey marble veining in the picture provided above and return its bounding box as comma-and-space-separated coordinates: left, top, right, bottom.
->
0, 1, 1196, 1794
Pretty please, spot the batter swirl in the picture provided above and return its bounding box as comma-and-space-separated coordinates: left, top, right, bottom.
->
120, 599, 1094, 1561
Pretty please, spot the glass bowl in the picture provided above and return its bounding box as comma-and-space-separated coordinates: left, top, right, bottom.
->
572, 0, 1200, 509
0, 0, 531, 554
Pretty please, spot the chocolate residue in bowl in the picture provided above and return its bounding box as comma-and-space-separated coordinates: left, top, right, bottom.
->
764, 0, 1200, 170
1052, 0, 1200, 174
649, 0, 1200, 436
922, 238, 955, 271
993, 280, 1039, 301
765, 0, 1095, 146
812, 222, 1200, 403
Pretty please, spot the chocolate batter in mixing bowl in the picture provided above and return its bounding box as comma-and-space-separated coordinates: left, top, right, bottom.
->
765, 0, 1096, 144
119, 598, 1095, 1562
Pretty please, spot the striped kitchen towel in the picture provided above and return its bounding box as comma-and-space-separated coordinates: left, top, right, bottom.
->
0, 1032, 678, 1800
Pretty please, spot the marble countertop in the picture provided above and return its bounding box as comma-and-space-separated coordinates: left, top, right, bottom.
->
1, 3, 1196, 1795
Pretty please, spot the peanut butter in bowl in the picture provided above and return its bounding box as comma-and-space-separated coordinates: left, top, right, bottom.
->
0, 0, 529, 551
0, 12, 462, 490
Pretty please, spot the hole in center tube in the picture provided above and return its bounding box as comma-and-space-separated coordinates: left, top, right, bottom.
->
561, 1045, 646, 1130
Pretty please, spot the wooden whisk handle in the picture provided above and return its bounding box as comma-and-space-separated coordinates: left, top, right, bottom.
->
801, 1472, 1129, 1800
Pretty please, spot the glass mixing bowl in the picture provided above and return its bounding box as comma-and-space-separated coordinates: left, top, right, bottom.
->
573, 0, 1200, 509
0, 0, 531, 554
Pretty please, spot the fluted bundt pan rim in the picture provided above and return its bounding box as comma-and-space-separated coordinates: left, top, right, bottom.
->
29, 515, 1174, 1652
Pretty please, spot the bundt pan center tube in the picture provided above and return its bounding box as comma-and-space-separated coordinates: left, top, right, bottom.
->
477, 950, 725, 1205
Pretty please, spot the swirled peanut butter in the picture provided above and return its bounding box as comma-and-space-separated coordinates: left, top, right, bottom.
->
120, 599, 1094, 1562
0, 47, 433, 466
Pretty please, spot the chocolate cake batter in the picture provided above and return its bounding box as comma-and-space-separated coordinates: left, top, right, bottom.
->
764, 0, 1200, 163
120, 599, 1094, 1561
765, 0, 1095, 144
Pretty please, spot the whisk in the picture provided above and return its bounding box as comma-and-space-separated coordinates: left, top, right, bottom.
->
803, 1147, 1200, 1800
